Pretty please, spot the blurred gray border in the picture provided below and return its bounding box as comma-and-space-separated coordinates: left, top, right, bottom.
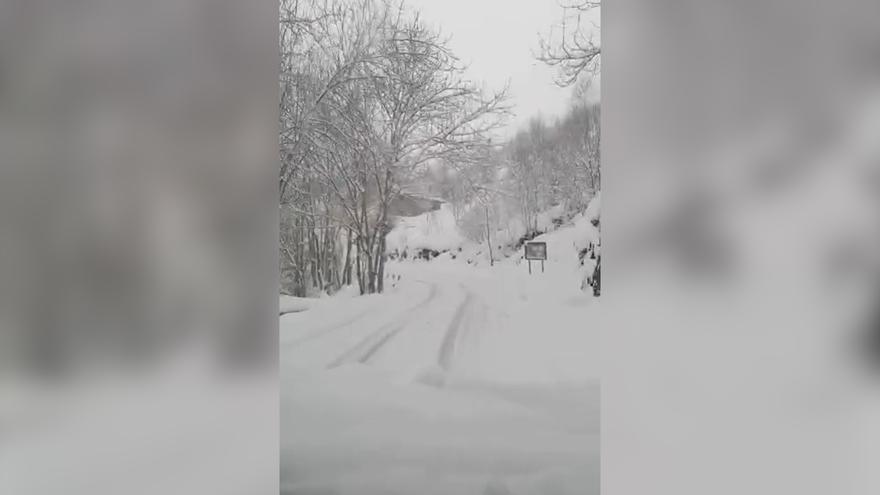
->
604, 1, 880, 495
1, 1, 279, 494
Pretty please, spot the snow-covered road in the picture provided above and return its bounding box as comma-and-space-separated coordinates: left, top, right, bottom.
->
281, 257, 599, 495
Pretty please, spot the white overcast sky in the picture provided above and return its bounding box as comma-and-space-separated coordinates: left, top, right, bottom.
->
405, 0, 600, 140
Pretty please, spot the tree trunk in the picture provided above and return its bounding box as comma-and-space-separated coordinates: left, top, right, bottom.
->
322, 225, 335, 292
485, 204, 494, 266
367, 249, 376, 293
376, 235, 386, 293
355, 235, 365, 295
342, 229, 353, 286
295, 217, 307, 297
309, 227, 322, 292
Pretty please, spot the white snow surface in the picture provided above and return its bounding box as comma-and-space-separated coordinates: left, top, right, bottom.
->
282, 194, 601, 494
279, 295, 311, 314
385, 193, 600, 267
530, 212, 599, 264
584, 190, 600, 223
385, 203, 465, 254
281, 253, 599, 495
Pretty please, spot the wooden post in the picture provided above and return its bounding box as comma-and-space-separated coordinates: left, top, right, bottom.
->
541, 260, 545, 273
528, 259, 532, 274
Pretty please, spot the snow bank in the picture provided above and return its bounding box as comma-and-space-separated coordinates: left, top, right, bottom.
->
279, 285, 363, 315
530, 211, 599, 263
279, 295, 310, 315
584, 190, 600, 223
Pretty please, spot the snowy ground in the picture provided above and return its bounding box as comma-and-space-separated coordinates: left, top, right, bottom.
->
281, 250, 600, 495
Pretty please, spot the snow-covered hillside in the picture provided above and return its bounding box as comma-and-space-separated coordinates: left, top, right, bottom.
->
522, 198, 600, 264
386, 193, 601, 271
385, 203, 464, 255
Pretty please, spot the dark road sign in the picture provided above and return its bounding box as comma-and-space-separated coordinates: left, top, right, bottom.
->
524, 241, 547, 274
524, 241, 547, 260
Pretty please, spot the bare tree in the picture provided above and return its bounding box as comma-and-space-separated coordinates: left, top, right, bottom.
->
537, 0, 601, 87
279, 0, 508, 296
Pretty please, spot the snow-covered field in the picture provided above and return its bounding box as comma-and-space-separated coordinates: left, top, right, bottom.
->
281, 210, 600, 495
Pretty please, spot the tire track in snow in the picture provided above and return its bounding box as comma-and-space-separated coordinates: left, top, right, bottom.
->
284, 308, 375, 348
455, 298, 489, 375
326, 281, 439, 368
437, 286, 477, 371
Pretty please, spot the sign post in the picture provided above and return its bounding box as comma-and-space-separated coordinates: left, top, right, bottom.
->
524, 241, 547, 275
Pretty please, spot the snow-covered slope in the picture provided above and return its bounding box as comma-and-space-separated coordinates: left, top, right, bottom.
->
457, 193, 601, 268
585, 190, 601, 223
528, 210, 600, 264
385, 203, 464, 254
385, 192, 600, 268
